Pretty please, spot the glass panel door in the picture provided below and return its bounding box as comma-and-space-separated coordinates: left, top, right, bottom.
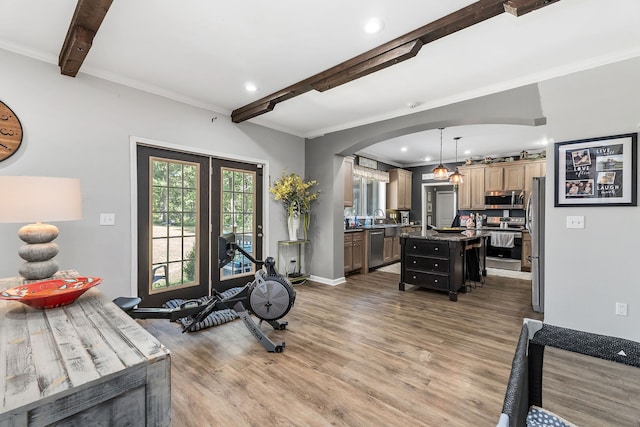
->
212, 159, 263, 291
137, 146, 210, 307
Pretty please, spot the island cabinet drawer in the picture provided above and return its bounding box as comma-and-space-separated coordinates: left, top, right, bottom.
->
405, 255, 449, 273
404, 269, 449, 290
405, 240, 449, 257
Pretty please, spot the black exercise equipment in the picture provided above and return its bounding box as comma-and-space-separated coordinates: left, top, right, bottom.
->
114, 232, 296, 353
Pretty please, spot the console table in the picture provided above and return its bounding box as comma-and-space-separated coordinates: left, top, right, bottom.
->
0, 273, 171, 426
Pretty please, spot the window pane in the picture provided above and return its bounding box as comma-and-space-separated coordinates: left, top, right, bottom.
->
220, 168, 256, 280
168, 163, 182, 187
149, 158, 200, 292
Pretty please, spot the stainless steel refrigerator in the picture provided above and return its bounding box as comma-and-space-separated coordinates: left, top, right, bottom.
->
526, 176, 545, 312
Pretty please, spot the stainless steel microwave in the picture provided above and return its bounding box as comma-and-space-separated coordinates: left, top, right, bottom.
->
485, 190, 525, 209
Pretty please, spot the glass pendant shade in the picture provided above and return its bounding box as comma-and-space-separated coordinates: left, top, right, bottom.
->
432, 164, 449, 180
449, 167, 464, 184
432, 128, 450, 180
449, 136, 464, 184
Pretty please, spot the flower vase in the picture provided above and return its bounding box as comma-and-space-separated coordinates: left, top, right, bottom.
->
288, 214, 300, 241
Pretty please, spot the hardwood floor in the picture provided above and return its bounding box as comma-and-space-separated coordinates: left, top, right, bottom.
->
138, 272, 639, 426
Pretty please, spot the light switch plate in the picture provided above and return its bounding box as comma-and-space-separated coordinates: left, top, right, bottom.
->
566, 215, 584, 229
100, 213, 115, 226
616, 302, 628, 316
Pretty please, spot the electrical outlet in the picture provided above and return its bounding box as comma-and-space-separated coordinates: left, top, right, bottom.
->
566, 215, 585, 229
615, 302, 628, 316
100, 213, 115, 226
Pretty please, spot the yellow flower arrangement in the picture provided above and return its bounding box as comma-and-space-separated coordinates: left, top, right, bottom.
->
270, 171, 320, 238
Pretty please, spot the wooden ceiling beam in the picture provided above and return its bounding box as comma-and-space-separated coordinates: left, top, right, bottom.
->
59, 0, 113, 77
504, 0, 562, 17
232, 0, 521, 124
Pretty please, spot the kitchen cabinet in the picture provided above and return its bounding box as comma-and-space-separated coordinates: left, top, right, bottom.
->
458, 165, 485, 210
387, 168, 413, 210
485, 164, 525, 191
383, 236, 393, 263
344, 231, 364, 274
521, 232, 531, 272
524, 160, 546, 197
459, 160, 546, 210
344, 156, 354, 207
392, 236, 401, 261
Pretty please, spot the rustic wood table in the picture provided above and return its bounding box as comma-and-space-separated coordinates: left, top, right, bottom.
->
0, 272, 171, 426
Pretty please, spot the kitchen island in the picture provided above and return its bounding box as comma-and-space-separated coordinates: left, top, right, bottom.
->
399, 230, 489, 301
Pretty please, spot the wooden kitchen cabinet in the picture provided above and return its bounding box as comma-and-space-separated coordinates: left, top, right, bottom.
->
383, 236, 393, 263
459, 160, 545, 210
458, 165, 485, 210
387, 168, 413, 210
484, 167, 504, 191
392, 235, 401, 261
344, 156, 354, 207
524, 160, 546, 197
485, 164, 525, 191
521, 232, 532, 272
344, 231, 364, 274
503, 164, 526, 190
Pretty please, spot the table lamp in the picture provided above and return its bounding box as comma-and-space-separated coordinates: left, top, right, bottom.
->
0, 176, 82, 280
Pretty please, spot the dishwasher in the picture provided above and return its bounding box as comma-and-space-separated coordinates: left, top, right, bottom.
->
368, 229, 384, 268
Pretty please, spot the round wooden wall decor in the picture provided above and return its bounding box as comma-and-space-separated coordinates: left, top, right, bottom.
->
0, 100, 23, 162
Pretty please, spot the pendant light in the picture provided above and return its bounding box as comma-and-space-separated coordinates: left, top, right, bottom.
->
449, 136, 464, 184
432, 127, 450, 180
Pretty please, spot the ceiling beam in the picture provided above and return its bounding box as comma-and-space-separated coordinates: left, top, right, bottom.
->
232, 0, 538, 124
59, 0, 113, 77
504, 0, 561, 16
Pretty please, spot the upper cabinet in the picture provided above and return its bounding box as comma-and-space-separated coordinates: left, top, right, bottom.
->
458, 159, 546, 210
458, 166, 485, 210
344, 157, 354, 207
524, 160, 547, 196
387, 168, 413, 210
485, 164, 525, 191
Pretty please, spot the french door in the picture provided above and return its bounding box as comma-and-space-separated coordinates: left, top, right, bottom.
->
137, 146, 263, 306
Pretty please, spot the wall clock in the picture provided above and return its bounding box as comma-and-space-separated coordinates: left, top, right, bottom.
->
0, 100, 23, 162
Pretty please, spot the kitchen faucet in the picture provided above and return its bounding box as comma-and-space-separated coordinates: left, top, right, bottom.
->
373, 208, 385, 224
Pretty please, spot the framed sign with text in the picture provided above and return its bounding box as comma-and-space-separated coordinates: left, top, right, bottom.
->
554, 133, 637, 207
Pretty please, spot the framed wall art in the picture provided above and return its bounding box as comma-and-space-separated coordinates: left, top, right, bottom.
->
554, 133, 637, 207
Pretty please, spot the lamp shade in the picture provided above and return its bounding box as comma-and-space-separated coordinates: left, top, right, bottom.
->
0, 176, 82, 223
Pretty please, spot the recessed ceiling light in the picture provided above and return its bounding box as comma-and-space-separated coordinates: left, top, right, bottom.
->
424, 156, 431, 161
401, 147, 407, 152
464, 150, 471, 155
364, 18, 384, 34
244, 82, 258, 92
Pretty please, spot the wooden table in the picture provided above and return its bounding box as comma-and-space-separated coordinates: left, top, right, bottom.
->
0, 273, 171, 426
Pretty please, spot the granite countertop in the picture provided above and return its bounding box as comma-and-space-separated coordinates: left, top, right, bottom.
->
344, 224, 421, 233
404, 229, 490, 242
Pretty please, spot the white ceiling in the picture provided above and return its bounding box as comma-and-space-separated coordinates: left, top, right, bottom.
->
1, 0, 639, 167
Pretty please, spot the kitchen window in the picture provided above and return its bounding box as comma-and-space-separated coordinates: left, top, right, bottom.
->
345, 176, 386, 219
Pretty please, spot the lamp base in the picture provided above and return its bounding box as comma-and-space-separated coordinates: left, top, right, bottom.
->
19, 260, 59, 280
17, 223, 61, 280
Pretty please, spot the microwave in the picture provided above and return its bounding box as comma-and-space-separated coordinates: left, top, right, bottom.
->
484, 190, 525, 209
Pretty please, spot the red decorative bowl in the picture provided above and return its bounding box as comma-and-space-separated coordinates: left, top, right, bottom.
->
0, 277, 102, 309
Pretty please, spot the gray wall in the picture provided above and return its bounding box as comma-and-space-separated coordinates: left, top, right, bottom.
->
0, 49, 305, 300
538, 56, 640, 341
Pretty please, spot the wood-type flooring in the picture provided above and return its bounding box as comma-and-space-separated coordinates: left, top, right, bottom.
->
139, 271, 639, 426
